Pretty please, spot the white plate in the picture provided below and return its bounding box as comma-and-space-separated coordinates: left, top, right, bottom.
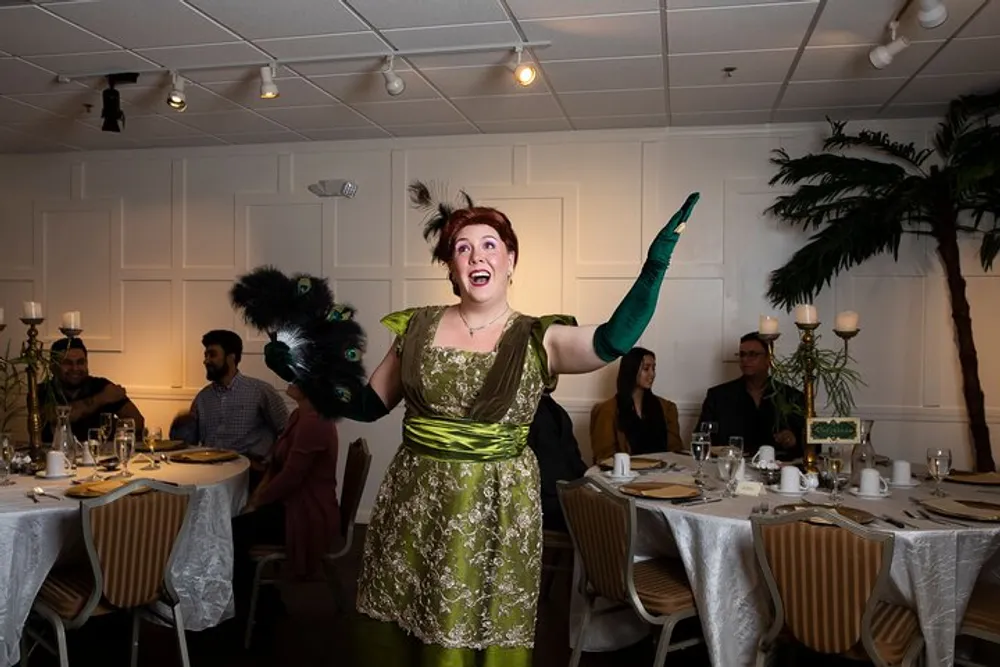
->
604, 471, 639, 482
35, 470, 73, 479
889, 478, 920, 488
849, 487, 891, 499
768, 485, 806, 497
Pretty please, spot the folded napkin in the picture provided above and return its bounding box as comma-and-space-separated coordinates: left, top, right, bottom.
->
923, 498, 1000, 520
735, 480, 766, 497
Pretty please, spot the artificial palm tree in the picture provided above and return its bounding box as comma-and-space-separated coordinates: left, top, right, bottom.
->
765, 88, 1000, 472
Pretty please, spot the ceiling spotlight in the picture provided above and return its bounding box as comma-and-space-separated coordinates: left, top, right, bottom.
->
259, 64, 279, 99
918, 0, 948, 29
870, 21, 911, 69
382, 56, 406, 97
167, 71, 186, 112
512, 46, 536, 87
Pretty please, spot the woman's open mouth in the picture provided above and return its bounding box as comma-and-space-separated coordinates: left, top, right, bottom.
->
469, 270, 491, 287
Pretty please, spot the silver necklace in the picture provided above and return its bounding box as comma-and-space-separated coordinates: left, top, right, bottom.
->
458, 305, 510, 337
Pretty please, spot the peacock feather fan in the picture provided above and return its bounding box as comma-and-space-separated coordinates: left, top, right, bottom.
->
408, 180, 474, 245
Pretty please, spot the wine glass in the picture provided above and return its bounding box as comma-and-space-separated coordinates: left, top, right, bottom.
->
823, 453, 846, 505
0, 433, 14, 486
83, 429, 102, 481
690, 431, 711, 480
698, 421, 719, 446
143, 427, 162, 470
100, 413, 114, 442
927, 447, 952, 497
717, 445, 741, 497
728, 436, 745, 457
116, 428, 134, 478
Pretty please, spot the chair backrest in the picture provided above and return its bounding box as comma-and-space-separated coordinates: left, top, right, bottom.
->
557, 477, 634, 604
339, 438, 372, 539
82, 479, 195, 610
751, 508, 894, 655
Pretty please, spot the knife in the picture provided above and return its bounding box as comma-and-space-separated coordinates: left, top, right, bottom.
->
674, 497, 722, 507
880, 515, 906, 529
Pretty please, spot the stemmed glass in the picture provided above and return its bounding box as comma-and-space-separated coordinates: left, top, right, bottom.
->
0, 433, 15, 486
690, 430, 711, 481
717, 445, 741, 497
142, 427, 162, 470
927, 447, 952, 497
728, 436, 745, 457
82, 428, 102, 481
698, 421, 719, 446
115, 427, 134, 478
823, 453, 846, 505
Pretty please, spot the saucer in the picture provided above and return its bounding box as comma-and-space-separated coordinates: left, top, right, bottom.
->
889, 478, 920, 488
849, 487, 891, 499
604, 471, 639, 482
35, 470, 73, 479
768, 485, 806, 497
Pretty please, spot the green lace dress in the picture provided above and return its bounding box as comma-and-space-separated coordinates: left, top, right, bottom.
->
356, 305, 575, 666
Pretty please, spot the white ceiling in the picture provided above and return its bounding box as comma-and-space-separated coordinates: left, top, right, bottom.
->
0, 0, 998, 153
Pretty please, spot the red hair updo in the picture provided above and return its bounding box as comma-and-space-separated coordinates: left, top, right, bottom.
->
432, 206, 520, 267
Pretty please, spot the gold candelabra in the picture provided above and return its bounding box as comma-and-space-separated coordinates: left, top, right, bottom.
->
20, 316, 45, 461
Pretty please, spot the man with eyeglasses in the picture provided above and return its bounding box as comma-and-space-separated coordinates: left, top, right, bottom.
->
697, 331, 805, 459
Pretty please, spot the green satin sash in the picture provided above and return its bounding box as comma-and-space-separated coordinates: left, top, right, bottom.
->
403, 415, 529, 462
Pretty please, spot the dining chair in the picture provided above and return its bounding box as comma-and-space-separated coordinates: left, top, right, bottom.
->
556, 477, 702, 667
243, 437, 372, 648
21, 479, 197, 667
751, 508, 924, 667
956, 581, 1000, 666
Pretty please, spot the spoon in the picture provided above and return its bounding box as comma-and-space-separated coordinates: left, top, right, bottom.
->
31, 486, 62, 501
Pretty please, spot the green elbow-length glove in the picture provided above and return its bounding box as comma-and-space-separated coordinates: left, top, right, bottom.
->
592, 192, 700, 362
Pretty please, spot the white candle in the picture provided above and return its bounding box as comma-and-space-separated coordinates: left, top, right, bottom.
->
759, 315, 779, 335
835, 310, 859, 332
0, 308, 4, 325
61, 311, 81, 330
794, 304, 818, 325
22, 302, 42, 319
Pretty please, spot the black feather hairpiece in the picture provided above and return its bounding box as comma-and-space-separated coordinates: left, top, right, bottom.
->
408, 179, 474, 245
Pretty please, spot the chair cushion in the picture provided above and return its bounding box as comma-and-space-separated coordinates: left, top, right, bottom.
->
845, 601, 922, 665
963, 583, 1000, 636
632, 558, 696, 616
37, 568, 114, 620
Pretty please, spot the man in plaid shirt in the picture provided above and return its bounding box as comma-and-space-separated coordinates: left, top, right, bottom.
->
170, 330, 288, 486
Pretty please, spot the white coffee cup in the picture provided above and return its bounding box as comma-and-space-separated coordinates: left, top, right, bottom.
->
779, 466, 809, 493
859, 468, 890, 496
612, 452, 631, 477
45, 450, 70, 477
891, 460, 912, 486
752, 445, 776, 466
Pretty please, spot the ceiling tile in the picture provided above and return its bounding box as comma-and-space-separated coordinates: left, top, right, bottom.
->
24, 51, 161, 79
137, 42, 271, 71
185, 0, 367, 39
542, 56, 661, 92
0, 58, 90, 95
382, 22, 519, 51
298, 127, 391, 141
960, 0, 1000, 37
6, 88, 120, 118
253, 32, 387, 61
450, 93, 563, 121
670, 83, 780, 113
781, 78, 907, 108
809, 0, 985, 47
880, 102, 949, 119
79, 114, 209, 138
134, 135, 229, 148
920, 36, 1000, 75
477, 117, 572, 133
311, 70, 440, 103
506, 0, 658, 20
893, 71, 1000, 105
667, 3, 819, 54
384, 122, 479, 137
8, 119, 142, 150
669, 49, 796, 86
771, 106, 881, 123
571, 114, 667, 129
205, 77, 337, 108
671, 109, 772, 126
0, 6, 117, 56
0, 95, 56, 122
118, 82, 244, 115
349, 0, 508, 29
255, 104, 373, 130
173, 110, 286, 134
666, 0, 791, 7
793, 42, 944, 81
286, 58, 392, 77
210, 131, 307, 144
0, 126, 75, 153
520, 13, 663, 61
419, 65, 549, 97
559, 88, 665, 116
349, 98, 467, 125
49, 0, 238, 49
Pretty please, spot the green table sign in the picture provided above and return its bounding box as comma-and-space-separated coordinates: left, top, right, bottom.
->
807, 417, 861, 444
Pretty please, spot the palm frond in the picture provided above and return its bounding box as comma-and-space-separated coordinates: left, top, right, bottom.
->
935, 88, 1000, 158
823, 119, 933, 169
769, 150, 908, 192
982, 229, 1000, 271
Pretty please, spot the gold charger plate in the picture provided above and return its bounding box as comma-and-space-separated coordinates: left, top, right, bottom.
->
618, 482, 700, 500
134, 439, 186, 453
772, 503, 876, 525
921, 498, 1000, 522
170, 449, 240, 464
598, 456, 666, 471
944, 471, 1000, 486
65, 479, 152, 499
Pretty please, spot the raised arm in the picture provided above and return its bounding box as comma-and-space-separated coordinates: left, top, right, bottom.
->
544, 192, 700, 376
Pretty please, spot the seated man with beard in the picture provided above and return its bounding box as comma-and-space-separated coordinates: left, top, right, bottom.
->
170, 329, 288, 488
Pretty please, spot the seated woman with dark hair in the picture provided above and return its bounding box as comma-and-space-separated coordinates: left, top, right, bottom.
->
589, 346, 682, 463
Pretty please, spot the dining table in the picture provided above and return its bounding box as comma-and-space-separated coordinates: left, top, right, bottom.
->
0, 449, 249, 667
571, 451, 1000, 667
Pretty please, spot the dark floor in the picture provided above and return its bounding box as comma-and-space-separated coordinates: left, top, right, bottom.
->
18, 527, 997, 666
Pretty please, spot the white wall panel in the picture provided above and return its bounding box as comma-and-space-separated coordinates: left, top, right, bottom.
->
245, 201, 324, 276
96, 280, 174, 389
182, 280, 238, 389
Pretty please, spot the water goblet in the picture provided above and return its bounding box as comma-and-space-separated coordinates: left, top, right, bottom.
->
143, 427, 163, 470
717, 445, 741, 497
926, 447, 952, 497
698, 421, 719, 446
0, 433, 14, 486
82, 428, 102, 481
823, 454, 846, 505
116, 428, 134, 478
728, 436, 745, 456
690, 431, 711, 480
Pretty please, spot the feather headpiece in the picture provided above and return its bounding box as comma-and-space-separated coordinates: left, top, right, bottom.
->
408, 180, 474, 246
230, 265, 366, 420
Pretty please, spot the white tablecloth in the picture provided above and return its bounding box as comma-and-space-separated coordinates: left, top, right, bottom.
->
571, 453, 1000, 667
0, 454, 249, 667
